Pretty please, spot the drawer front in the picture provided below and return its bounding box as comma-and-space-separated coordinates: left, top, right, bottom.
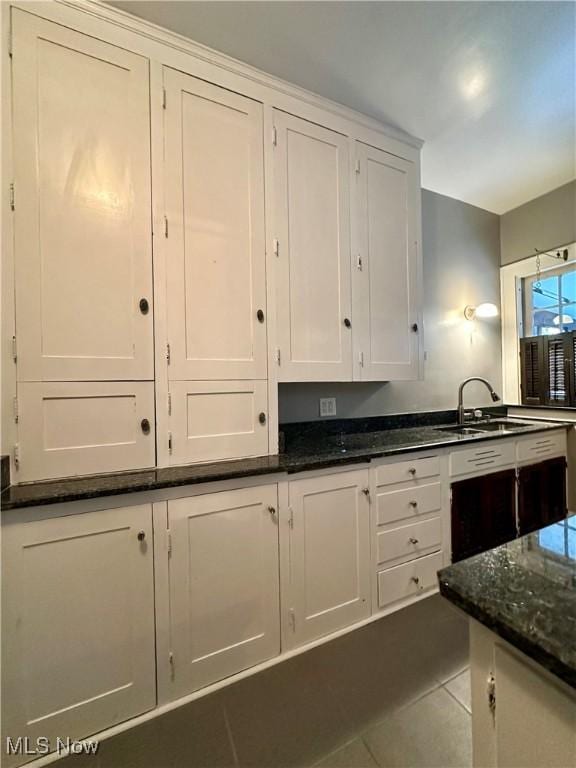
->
375, 456, 440, 487
377, 551, 443, 609
450, 441, 516, 477
376, 482, 442, 526
517, 431, 566, 463
377, 516, 442, 567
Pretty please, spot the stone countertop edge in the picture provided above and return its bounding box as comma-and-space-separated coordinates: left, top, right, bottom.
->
1, 419, 569, 512
438, 578, 576, 690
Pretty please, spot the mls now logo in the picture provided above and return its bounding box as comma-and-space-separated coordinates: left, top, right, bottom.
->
5, 737, 99, 757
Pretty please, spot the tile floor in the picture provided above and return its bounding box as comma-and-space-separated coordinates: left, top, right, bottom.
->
60, 595, 471, 768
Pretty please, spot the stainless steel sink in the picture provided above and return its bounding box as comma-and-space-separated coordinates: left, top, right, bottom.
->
437, 419, 534, 436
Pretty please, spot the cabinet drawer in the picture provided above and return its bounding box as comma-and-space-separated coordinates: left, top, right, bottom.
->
377, 551, 443, 609
517, 431, 566, 463
375, 456, 440, 487
377, 516, 442, 567
450, 441, 515, 477
376, 482, 442, 526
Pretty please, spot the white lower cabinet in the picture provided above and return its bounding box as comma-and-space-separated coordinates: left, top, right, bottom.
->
167, 485, 280, 697
2, 505, 156, 767
284, 469, 371, 648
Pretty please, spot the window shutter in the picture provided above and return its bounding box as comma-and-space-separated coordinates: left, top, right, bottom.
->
544, 332, 572, 407
519, 336, 545, 405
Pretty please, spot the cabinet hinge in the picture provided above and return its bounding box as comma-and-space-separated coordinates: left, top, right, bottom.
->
167, 392, 172, 415
288, 505, 294, 529
487, 673, 496, 720
272, 125, 277, 146
162, 87, 167, 109
13, 396, 18, 424
356, 254, 363, 271
8, 21, 13, 58
164, 216, 169, 238
276, 348, 281, 366
358, 351, 364, 367
169, 651, 175, 678
289, 608, 296, 632
11, 335, 17, 363
167, 528, 172, 558
13, 443, 20, 468
355, 159, 360, 174
168, 431, 173, 454
9, 182, 15, 211
166, 342, 171, 365
273, 238, 279, 257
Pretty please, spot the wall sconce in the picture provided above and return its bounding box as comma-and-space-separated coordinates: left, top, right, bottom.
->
463, 302, 499, 321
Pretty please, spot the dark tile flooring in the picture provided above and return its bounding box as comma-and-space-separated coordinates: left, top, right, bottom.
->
60, 595, 471, 768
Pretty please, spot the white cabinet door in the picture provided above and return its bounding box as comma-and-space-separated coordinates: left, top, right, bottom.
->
273, 111, 352, 381
16, 382, 155, 482
2, 505, 156, 765
168, 380, 268, 464
168, 486, 280, 696
352, 141, 420, 381
164, 68, 267, 381
12, 10, 153, 382
287, 469, 371, 647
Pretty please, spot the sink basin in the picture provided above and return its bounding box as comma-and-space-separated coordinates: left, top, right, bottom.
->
437, 419, 534, 436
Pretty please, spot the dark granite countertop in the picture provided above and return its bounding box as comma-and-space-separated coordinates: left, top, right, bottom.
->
439, 518, 576, 689
1, 415, 568, 512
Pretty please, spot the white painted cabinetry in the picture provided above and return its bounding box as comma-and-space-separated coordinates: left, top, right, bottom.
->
284, 469, 371, 647
12, 9, 154, 382
352, 142, 421, 381
1, 505, 156, 767
162, 69, 269, 464
273, 111, 353, 382
167, 485, 280, 697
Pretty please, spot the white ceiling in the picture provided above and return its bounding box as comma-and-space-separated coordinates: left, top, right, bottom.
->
108, 1, 575, 214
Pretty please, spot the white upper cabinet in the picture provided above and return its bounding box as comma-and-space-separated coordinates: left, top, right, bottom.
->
352, 142, 421, 381
12, 10, 154, 382
167, 485, 280, 696
163, 69, 267, 382
273, 111, 353, 382
2, 505, 156, 765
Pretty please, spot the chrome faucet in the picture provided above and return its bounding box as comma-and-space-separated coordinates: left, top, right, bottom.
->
457, 377, 501, 424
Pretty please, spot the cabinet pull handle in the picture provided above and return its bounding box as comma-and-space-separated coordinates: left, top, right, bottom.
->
408, 467, 417, 476
137, 530, 146, 542
410, 500, 418, 508
343, 318, 352, 328
411, 576, 420, 585
257, 309, 265, 323
409, 537, 419, 545
141, 418, 151, 435
267, 505, 276, 517
139, 298, 150, 315
411, 323, 419, 333
362, 487, 370, 497
259, 412, 267, 425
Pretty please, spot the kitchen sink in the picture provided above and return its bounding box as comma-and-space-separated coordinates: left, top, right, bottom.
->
437, 419, 535, 436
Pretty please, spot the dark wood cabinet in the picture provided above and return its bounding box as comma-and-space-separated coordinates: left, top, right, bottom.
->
451, 469, 517, 562
518, 457, 567, 536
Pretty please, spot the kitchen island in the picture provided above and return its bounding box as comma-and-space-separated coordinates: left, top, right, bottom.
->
439, 518, 576, 768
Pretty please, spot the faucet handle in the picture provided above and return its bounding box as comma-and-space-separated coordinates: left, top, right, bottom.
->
473, 409, 483, 420
462, 410, 475, 423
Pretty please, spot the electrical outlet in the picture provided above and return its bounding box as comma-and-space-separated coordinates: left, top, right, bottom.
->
319, 397, 337, 417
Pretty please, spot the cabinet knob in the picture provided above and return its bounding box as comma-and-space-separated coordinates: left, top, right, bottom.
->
267, 505, 276, 517
410, 500, 418, 508
141, 418, 151, 435
409, 537, 419, 545
411, 576, 420, 585
343, 318, 352, 328
362, 487, 370, 499
257, 309, 265, 323
408, 467, 417, 476
411, 323, 419, 333
259, 412, 267, 425
139, 298, 150, 315
137, 530, 146, 542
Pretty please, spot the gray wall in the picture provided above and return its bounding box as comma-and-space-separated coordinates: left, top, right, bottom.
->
279, 189, 502, 423
500, 181, 576, 266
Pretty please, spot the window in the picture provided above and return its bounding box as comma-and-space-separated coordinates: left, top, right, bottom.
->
523, 263, 576, 336
538, 517, 576, 562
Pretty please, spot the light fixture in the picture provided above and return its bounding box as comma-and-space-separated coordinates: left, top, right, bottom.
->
463, 302, 499, 321
553, 313, 574, 326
